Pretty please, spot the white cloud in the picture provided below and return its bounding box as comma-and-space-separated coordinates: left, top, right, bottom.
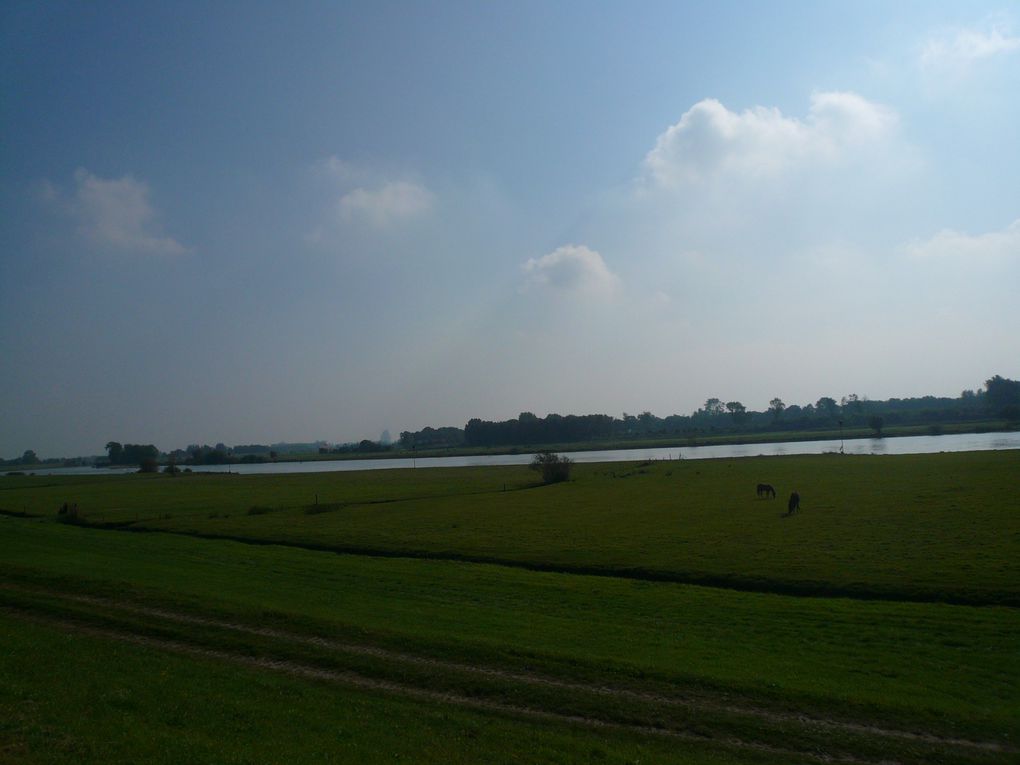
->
317, 155, 378, 187
904, 219, 1020, 260
309, 158, 435, 238
336, 181, 434, 227
920, 22, 1020, 71
642, 92, 897, 188
319, 155, 357, 180
67, 168, 188, 255
522, 244, 620, 297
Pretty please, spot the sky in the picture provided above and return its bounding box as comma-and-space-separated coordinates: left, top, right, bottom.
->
2, 1, 1019, 458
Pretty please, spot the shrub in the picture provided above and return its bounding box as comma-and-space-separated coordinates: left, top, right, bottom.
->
530, 451, 573, 484
57, 502, 81, 524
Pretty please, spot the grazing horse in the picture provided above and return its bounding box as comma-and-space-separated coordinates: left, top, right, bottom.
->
787, 491, 800, 514
756, 483, 776, 499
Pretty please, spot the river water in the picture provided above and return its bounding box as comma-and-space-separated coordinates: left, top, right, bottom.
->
13, 431, 1019, 477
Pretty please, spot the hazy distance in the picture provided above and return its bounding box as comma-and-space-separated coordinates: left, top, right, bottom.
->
2, 1, 1018, 457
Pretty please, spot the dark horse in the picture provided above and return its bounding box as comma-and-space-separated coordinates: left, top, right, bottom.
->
756, 483, 776, 499
787, 491, 800, 514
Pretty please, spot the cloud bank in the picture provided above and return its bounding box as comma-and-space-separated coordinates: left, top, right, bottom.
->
920, 21, 1020, 71
642, 91, 897, 188
905, 219, 1020, 260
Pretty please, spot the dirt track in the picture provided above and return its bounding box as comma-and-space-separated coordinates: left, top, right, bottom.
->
3, 584, 1014, 764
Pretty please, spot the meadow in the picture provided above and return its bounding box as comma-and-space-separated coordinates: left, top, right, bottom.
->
1, 450, 1017, 763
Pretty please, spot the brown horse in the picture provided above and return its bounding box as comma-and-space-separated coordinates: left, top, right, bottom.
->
787, 491, 800, 514
756, 483, 776, 499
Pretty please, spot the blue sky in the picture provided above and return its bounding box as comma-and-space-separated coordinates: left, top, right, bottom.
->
2, 1, 1019, 457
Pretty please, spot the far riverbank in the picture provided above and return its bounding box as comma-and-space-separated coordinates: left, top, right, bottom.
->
297, 419, 1015, 463
12, 430, 1020, 476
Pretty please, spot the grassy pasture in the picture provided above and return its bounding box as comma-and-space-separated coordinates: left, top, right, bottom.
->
1, 450, 1017, 763
4, 451, 1017, 604
2, 614, 753, 765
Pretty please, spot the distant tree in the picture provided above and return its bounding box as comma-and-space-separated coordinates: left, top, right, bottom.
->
138, 457, 159, 473
841, 394, 863, 415
768, 398, 785, 422
207, 448, 231, 464
868, 415, 884, 437
703, 398, 725, 416
105, 441, 124, 464
816, 397, 839, 420
183, 444, 234, 465
529, 451, 572, 484
517, 411, 542, 443
20, 449, 39, 465
122, 444, 159, 466
637, 411, 657, 433
984, 375, 1020, 418
400, 426, 466, 449
725, 401, 747, 425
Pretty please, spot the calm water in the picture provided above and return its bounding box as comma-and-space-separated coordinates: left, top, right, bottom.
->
14, 431, 1020, 477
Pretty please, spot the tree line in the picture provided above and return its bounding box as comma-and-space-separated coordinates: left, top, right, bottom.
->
104, 442, 159, 466
7, 376, 1017, 466
398, 375, 1020, 449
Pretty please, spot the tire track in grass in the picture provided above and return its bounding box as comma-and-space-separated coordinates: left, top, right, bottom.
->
3, 584, 1013, 757
2, 605, 898, 765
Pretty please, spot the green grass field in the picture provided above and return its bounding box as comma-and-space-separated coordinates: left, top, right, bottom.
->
1, 450, 1017, 763
4, 451, 1017, 604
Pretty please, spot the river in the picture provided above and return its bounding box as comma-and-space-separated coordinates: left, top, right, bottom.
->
12, 431, 1019, 476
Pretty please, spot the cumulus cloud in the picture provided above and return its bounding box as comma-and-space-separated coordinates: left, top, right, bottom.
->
642, 92, 897, 188
55, 169, 188, 255
336, 181, 434, 227
920, 21, 1020, 71
309, 157, 435, 238
522, 244, 620, 297
904, 219, 1020, 260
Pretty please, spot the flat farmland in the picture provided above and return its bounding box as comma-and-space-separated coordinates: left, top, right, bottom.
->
1, 450, 1017, 763
4, 451, 1017, 604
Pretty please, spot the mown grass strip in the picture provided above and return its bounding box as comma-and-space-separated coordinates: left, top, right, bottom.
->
7, 601, 982, 765
3, 582, 1011, 761
2, 612, 767, 765
1, 520, 1016, 746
